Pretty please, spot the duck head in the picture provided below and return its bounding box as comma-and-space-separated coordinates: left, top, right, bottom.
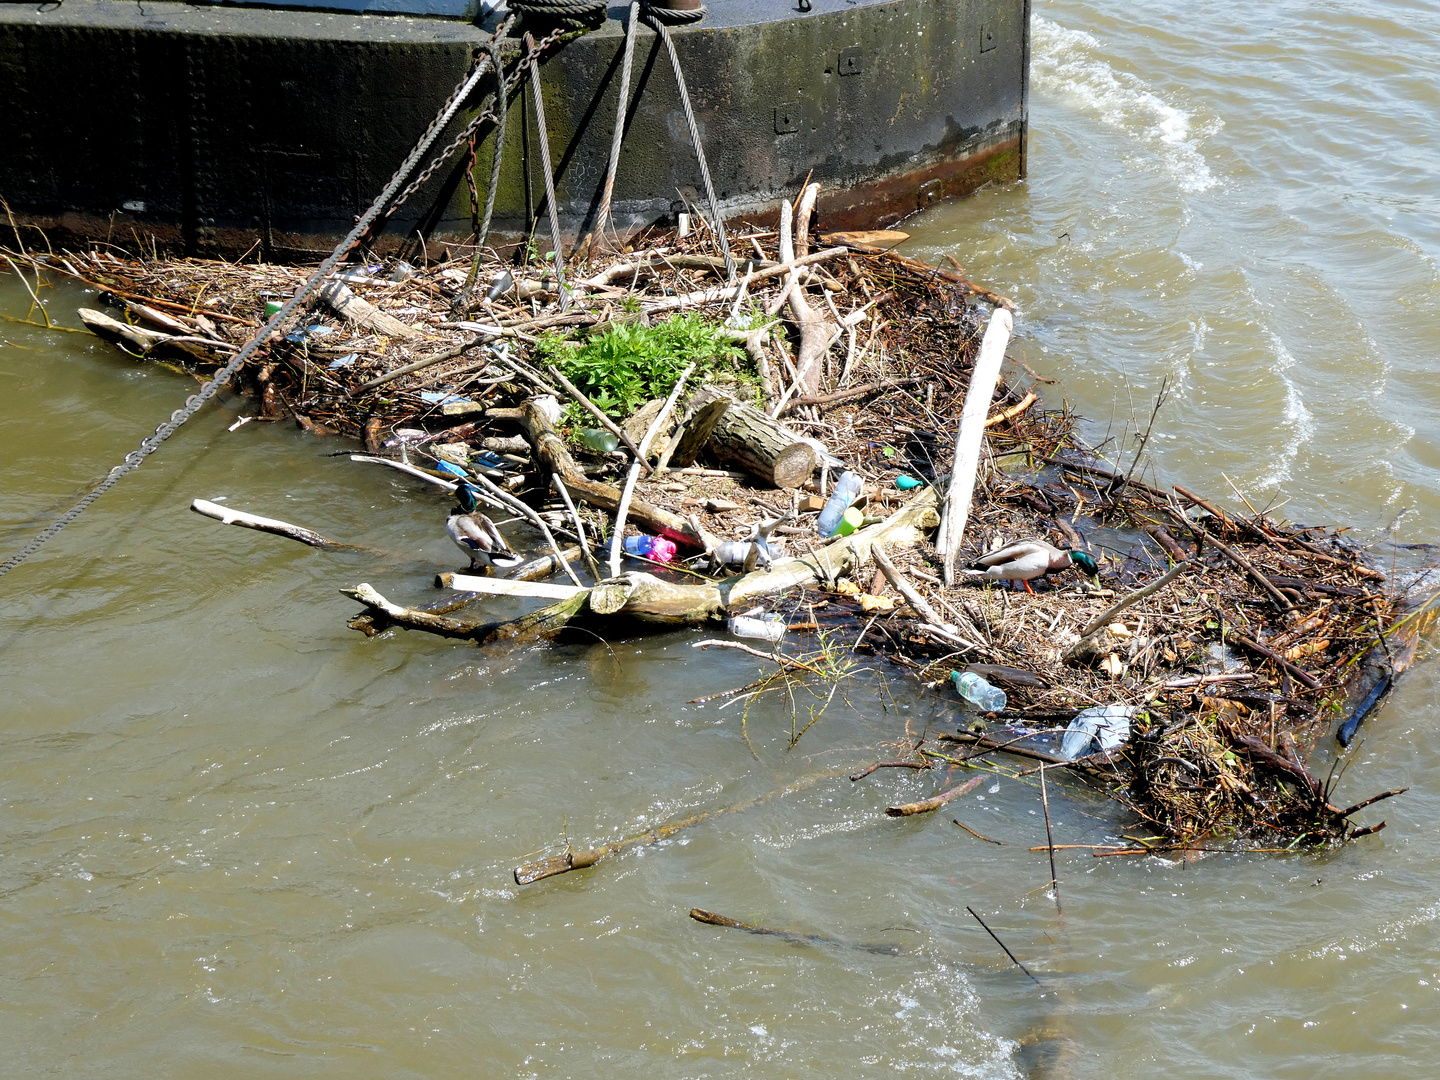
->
454, 479, 482, 514
1069, 550, 1100, 577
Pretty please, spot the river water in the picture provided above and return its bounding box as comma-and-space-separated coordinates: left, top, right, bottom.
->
2, 1, 1438, 1075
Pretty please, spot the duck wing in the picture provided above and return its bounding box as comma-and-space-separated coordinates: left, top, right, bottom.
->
971, 540, 1053, 569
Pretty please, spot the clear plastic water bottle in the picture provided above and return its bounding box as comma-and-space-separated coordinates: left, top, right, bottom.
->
816, 471, 864, 536
951, 670, 1007, 712
728, 613, 787, 642
622, 534, 677, 563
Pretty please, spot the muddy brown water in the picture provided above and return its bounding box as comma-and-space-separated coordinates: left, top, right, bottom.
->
4, 1, 1440, 1075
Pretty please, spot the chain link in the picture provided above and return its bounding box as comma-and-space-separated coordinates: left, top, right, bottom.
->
380, 24, 568, 224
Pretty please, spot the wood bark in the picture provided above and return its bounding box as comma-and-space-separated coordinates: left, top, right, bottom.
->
781, 184, 836, 397
689, 387, 816, 489
665, 395, 731, 469
317, 280, 421, 340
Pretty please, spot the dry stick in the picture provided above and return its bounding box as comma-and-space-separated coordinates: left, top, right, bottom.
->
850, 759, 932, 782
190, 499, 380, 552
871, 543, 988, 652
692, 638, 827, 677
350, 546, 584, 636
937, 307, 1015, 584
466, 468, 585, 588
1063, 561, 1194, 663
637, 247, 849, 314
1164, 505, 1293, 613
885, 774, 985, 817
777, 375, 925, 415
984, 390, 1038, 427
607, 362, 694, 576
513, 764, 854, 884
952, 817, 1007, 844
1123, 376, 1169, 489
349, 333, 488, 395
1, 252, 54, 327
552, 474, 600, 578
966, 906, 1041, 984
1039, 765, 1062, 917
1227, 630, 1323, 690
546, 364, 649, 469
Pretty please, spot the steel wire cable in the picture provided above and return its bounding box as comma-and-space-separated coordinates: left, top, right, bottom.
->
642, 9, 735, 282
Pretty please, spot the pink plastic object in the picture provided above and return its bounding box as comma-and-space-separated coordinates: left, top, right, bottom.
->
622, 534, 677, 563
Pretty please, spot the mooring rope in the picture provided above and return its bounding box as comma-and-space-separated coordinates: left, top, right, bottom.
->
588, 1, 642, 250
641, 3, 735, 282
508, 0, 608, 30
478, 35, 510, 251
0, 18, 545, 582
641, 0, 706, 26
524, 31, 573, 311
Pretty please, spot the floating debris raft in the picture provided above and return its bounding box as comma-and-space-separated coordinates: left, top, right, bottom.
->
7, 187, 1432, 855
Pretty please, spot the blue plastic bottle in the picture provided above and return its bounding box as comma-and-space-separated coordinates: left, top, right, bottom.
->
816, 471, 864, 537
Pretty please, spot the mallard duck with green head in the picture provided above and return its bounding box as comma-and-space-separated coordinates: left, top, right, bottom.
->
447, 479, 524, 571
964, 539, 1099, 593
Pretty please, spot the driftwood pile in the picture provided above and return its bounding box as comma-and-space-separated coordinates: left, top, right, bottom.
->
6, 188, 1428, 861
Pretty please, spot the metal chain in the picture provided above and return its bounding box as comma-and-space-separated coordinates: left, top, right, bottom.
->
0, 17, 532, 582
381, 24, 565, 224
645, 13, 735, 282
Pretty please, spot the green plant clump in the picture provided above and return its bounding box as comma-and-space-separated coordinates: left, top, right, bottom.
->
536, 314, 749, 422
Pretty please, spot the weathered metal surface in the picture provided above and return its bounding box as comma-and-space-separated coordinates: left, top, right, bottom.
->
0, 0, 1028, 258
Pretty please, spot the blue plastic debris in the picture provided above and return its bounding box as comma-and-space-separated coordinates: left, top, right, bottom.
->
285, 324, 337, 344
327, 353, 358, 370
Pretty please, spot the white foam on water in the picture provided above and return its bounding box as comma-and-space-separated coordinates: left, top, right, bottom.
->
1254, 332, 1316, 489
1033, 16, 1220, 194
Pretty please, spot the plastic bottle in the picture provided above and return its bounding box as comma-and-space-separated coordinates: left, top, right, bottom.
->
816, 471, 864, 536
579, 428, 620, 453
950, 670, 1007, 713
728, 613, 787, 642
1059, 705, 1137, 760
623, 534, 677, 563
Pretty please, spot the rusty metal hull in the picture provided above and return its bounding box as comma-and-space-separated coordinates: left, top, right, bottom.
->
0, 0, 1029, 258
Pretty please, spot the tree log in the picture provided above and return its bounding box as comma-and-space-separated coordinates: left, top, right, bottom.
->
665, 395, 732, 469
688, 387, 816, 489
343, 490, 939, 642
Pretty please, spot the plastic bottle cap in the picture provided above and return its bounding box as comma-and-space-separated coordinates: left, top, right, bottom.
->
834, 506, 865, 536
